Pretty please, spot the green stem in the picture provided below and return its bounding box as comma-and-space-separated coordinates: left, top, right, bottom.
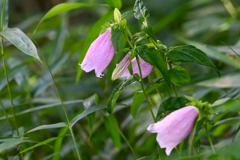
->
205, 124, 215, 154
135, 55, 156, 122
42, 54, 82, 160
1, 24, 19, 138
0, 98, 11, 128
123, 30, 156, 122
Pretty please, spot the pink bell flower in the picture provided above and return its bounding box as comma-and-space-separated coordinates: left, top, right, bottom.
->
147, 106, 199, 156
112, 53, 153, 80
131, 57, 153, 78
80, 29, 114, 78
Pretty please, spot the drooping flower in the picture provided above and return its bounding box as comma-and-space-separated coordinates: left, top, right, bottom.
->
147, 106, 199, 156
112, 53, 153, 80
131, 57, 153, 78
80, 29, 114, 78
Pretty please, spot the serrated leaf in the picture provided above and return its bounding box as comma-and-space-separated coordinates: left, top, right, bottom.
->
103, 115, 121, 149
136, 46, 171, 87
131, 91, 144, 119
156, 97, 189, 121
105, 0, 122, 9
167, 45, 220, 77
77, 11, 113, 81
107, 76, 138, 113
0, 28, 41, 62
141, 21, 157, 41
36, 3, 96, 28
111, 24, 123, 53
169, 66, 190, 86
134, 0, 149, 22
179, 37, 240, 70
70, 104, 106, 127
27, 122, 67, 133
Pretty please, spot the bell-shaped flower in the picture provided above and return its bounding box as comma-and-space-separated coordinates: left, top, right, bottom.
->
112, 53, 153, 80
80, 29, 114, 78
147, 106, 199, 156
131, 57, 153, 78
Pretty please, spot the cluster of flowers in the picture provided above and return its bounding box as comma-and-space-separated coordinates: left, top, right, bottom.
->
80, 28, 199, 156
80, 29, 152, 79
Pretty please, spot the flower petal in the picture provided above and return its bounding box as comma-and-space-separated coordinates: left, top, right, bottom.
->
131, 57, 153, 78
147, 106, 199, 156
80, 29, 114, 78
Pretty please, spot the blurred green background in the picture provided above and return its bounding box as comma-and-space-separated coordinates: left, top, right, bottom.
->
1, 0, 240, 159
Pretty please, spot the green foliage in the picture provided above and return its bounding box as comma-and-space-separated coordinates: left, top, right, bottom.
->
167, 45, 220, 77
105, 0, 122, 9
0, 28, 41, 62
156, 97, 190, 121
169, 66, 190, 86
107, 75, 139, 113
1, 0, 240, 159
136, 46, 171, 87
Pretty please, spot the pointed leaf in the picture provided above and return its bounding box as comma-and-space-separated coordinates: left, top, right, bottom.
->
70, 104, 106, 127
27, 122, 67, 133
179, 37, 240, 70
134, 0, 149, 22
0, 28, 41, 62
131, 91, 144, 119
0, 138, 33, 153
169, 66, 190, 86
167, 45, 220, 77
111, 24, 123, 53
0, 0, 8, 29
105, 0, 122, 9
156, 97, 189, 121
20, 137, 63, 154
37, 3, 96, 26
107, 75, 139, 113
136, 46, 171, 87
103, 115, 121, 149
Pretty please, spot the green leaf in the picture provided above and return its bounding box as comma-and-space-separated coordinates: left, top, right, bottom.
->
103, 115, 121, 149
220, 88, 240, 100
105, 0, 122, 9
70, 104, 106, 127
0, 0, 8, 30
136, 46, 171, 87
82, 94, 99, 137
131, 91, 144, 119
169, 66, 190, 86
27, 122, 67, 133
20, 137, 62, 154
0, 27, 41, 62
0, 138, 33, 153
76, 11, 113, 81
141, 21, 157, 41
111, 24, 123, 53
53, 127, 68, 160
156, 97, 189, 121
179, 37, 240, 70
167, 45, 220, 77
107, 75, 139, 113
36, 2, 96, 30
134, 0, 149, 22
